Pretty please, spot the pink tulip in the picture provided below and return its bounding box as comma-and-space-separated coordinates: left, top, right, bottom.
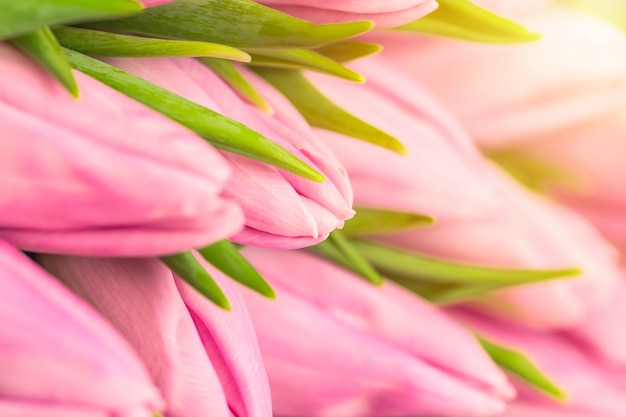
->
38, 254, 271, 417
378, 4, 626, 149
489, 106, 626, 251
238, 247, 514, 417
107, 57, 354, 249
307, 54, 502, 222
0, 239, 162, 416
376, 165, 623, 329
451, 308, 626, 417
257, 0, 438, 29
563, 281, 626, 370
0, 44, 243, 256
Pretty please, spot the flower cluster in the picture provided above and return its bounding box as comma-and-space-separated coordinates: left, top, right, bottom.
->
2, 0, 626, 416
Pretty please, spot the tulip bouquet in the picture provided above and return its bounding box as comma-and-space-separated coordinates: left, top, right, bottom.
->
3, 0, 626, 416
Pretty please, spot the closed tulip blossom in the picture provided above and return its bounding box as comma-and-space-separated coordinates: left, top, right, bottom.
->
486, 106, 626, 252
39, 254, 271, 417
0, 44, 243, 256
256, 0, 438, 28
141, 0, 175, 6
451, 308, 626, 417
307, 54, 501, 222
378, 3, 626, 148
375, 166, 623, 329
107, 57, 354, 249
238, 247, 514, 417
0, 239, 162, 416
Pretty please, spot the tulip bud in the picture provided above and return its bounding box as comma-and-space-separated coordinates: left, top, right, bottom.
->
256, 0, 438, 28
0, 240, 162, 416
377, 166, 622, 329
378, 4, 626, 148
107, 57, 354, 249
238, 247, 514, 417
451, 308, 626, 417
0, 44, 243, 256
307, 54, 502, 222
39, 254, 272, 417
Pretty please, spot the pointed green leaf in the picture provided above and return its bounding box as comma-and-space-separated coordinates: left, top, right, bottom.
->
10, 27, 79, 97
85, 0, 372, 49
0, 0, 142, 40
62, 48, 324, 182
202, 58, 273, 113
53, 27, 250, 61
479, 336, 568, 401
315, 41, 383, 63
309, 231, 383, 285
351, 240, 579, 286
248, 49, 364, 82
342, 207, 434, 236
488, 148, 586, 194
394, 0, 541, 44
256, 68, 408, 155
197, 240, 275, 299
160, 252, 231, 310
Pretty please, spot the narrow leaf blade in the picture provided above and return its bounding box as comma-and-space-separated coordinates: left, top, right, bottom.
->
342, 207, 434, 236
202, 58, 273, 113
248, 49, 365, 82
11, 27, 79, 97
394, 0, 541, 44
352, 240, 580, 285
197, 240, 275, 299
309, 231, 383, 285
62, 48, 324, 182
53, 27, 250, 61
256, 68, 408, 155
86, 0, 372, 49
0, 0, 142, 40
479, 336, 568, 400
315, 41, 383, 63
160, 252, 231, 310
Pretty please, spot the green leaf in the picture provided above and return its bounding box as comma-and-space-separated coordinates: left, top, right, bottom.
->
256, 68, 408, 155
0, 0, 142, 40
62, 48, 324, 182
351, 240, 580, 302
309, 230, 383, 285
479, 336, 568, 401
342, 207, 434, 236
488, 148, 586, 194
197, 240, 275, 299
85, 0, 372, 49
248, 49, 364, 82
202, 58, 272, 113
315, 41, 383, 63
53, 27, 251, 61
10, 27, 79, 97
160, 252, 231, 310
394, 0, 541, 44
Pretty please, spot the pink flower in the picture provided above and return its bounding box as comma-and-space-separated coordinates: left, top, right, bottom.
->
238, 247, 514, 417
376, 166, 623, 329
307, 54, 501, 222
490, 106, 626, 252
38, 254, 271, 417
256, 0, 438, 29
0, 44, 243, 256
378, 4, 626, 148
451, 308, 626, 417
107, 57, 353, 249
0, 239, 162, 416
